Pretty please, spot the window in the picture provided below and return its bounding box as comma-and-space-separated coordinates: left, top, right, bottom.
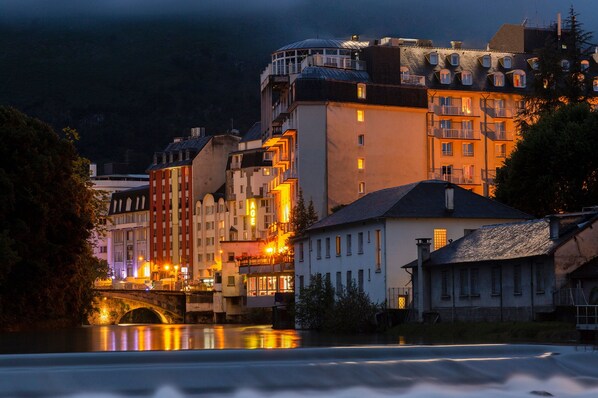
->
316, 239, 322, 259
510, 70, 526, 88
448, 53, 460, 66
357, 83, 366, 99
441, 142, 453, 156
400, 66, 410, 80
460, 70, 472, 85
263, 168, 271, 176
335, 235, 341, 256
490, 72, 505, 87
358, 182, 365, 194
470, 268, 479, 296
439, 69, 451, 84
356, 109, 364, 122
581, 60, 590, 71
500, 56, 512, 69
479, 54, 491, 68
495, 121, 506, 140
513, 264, 522, 295
298, 242, 304, 262
463, 165, 474, 183
299, 275, 304, 291
346, 234, 352, 255
357, 158, 365, 170
357, 232, 364, 254
593, 78, 598, 92
441, 165, 453, 181
427, 51, 439, 65
459, 269, 469, 296
441, 269, 450, 299
461, 120, 473, 137
336, 272, 342, 292
491, 267, 501, 296
325, 237, 330, 258
495, 143, 506, 158
375, 229, 381, 271
462, 142, 474, 157
358, 134, 365, 146
227, 276, 235, 286
346, 270, 352, 287
358, 270, 364, 292
461, 97, 472, 115
527, 57, 539, 70
433, 228, 447, 250
561, 59, 570, 71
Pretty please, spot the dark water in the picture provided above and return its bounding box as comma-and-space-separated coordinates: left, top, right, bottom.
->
0, 324, 405, 354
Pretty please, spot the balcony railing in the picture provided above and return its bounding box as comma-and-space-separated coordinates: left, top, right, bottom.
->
301, 54, 366, 71
238, 255, 294, 275
270, 168, 296, 191
481, 169, 497, 185
429, 127, 479, 140
428, 169, 477, 184
483, 128, 514, 141
401, 74, 426, 86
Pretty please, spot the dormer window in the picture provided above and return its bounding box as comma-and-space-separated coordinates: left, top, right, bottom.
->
400, 66, 409, 79
489, 72, 505, 87
448, 53, 460, 66
427, 51, 439, 65
500, 56, 512, 69
459, 70, 473, 85
357, 83, 366, 99
438, 69, 451, 84
593, 78, 598, 92
527, 57, 539, 70
581, 60, 590, 71
508, 70, 526, 88
561, 59, 570, 71
479, 54, 491, 68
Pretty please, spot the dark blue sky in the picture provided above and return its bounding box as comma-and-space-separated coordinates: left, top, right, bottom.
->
2, 0, 597, 48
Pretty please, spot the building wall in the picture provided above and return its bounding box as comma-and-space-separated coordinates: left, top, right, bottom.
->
554, 218, 598, 288
193, 194, 229, 282
326, 103, 428, 212
109, 210, 151, 280
191, 135, 240, 202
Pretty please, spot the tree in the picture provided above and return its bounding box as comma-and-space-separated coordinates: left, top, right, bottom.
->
326, 281, 380, 334
0, 106, 107, 330
290, 189, 318, 236
520, 7, 595, 127
295, 274, 335, 331
495, 103, 598, 217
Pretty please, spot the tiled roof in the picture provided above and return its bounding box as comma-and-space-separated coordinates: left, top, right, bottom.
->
404, 212, 598, 268
308, 180, 531, 231
241, 122, 261, 143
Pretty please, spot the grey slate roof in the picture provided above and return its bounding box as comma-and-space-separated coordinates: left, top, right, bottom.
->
404, 212, 598, 268
277, 39, 369, 52
308, 180, 531, 231
226, 148, 272, 170
108, 185, 150, 215
241, 122, 262, 143
147, 136, 211, 171
299, 66, 370, 82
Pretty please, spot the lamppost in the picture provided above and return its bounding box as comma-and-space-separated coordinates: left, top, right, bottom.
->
174, 265, 179, 291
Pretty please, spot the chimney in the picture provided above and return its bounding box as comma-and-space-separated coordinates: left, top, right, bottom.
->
549, 216, 560, 240
153, 153, 158, 165
416, 238, 431, 322
191, 127, 206, 138
445, 184, 454, 212
451, 40, 462, 49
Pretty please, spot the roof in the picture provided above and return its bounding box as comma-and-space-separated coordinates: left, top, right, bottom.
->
299, 66, 370, 82
226, 148, 272, 170
108, 185, 150, 215
308, 180, 532, 231
241, 122, 262, 143
404, 212, 598, 268
276, 38, 369, 52
570, 256, 598, 279
147, 135, 211, 171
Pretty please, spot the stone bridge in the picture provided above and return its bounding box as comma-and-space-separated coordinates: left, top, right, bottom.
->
89, 289, 188, 325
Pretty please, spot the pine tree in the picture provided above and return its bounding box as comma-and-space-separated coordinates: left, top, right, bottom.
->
290, 190, 319, 237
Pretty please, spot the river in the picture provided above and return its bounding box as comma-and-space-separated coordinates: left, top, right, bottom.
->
1, 325, 598, 397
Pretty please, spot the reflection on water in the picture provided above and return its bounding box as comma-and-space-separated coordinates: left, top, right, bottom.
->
0, 324, 303, 354
93, 324, 300, 351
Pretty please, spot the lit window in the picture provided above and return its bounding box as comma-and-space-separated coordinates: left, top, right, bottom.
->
495, 143, 506, 158
510, 70, 526, 88
335, 236, 341, 256
500, 56, 512, 69
433, 228, 447, 250
427, 51, 439, 65
581, 60, 590, 71
357, 158, 365, 170
357, 109, 364, 122
358, 182, 365, 194
263, 168, 271, 176
441, 142, 453, 156
448, 53, 460, 66
479, 54, 491, 68
400, 66, 409, 80
460, 70, 472, 85
463, 165, 474, 183
357, 83, 366, 99
490, 72, 505, 87
593, 78, 598, 92
375, 229, 381, 270
439, 69, 451, 84
462, 142, 474, 157
461, 97, 472, 114
358, 134, 365, 146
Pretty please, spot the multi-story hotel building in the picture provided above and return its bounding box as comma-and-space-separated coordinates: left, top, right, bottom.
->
148, 128, 240, 283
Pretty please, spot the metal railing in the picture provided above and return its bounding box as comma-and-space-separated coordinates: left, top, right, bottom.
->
554, 287, 587, 306
301, 54, 366, 71
428, 169, 477, 184
429, 127, 479, 140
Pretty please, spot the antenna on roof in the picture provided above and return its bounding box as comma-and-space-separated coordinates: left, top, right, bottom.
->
521, 17, 528, 27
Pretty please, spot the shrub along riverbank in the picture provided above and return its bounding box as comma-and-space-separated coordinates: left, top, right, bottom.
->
386, 322, 580, 344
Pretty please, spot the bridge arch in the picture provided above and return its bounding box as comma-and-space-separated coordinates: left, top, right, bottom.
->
119, 307, 165, 324
89, 290, 186, 325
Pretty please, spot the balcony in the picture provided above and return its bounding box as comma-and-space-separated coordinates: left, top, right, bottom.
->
238, 255, 294, 275
432, 105, 476, 117
482, 169, 496, 185
483, 126, 514, 141
401, 74, 426, 86
301, 54, 366, 71
428, 126, 480, 140
428, 169, 478, 185
269, 168, 296, 191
